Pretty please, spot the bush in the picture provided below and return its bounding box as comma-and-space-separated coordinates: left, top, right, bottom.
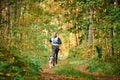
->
0, 46, 48, 80
67, 47, 82, 60
86, 58, 120, 75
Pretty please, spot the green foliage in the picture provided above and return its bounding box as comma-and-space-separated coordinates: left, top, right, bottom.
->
3, 15, 50, 79
87, 58, 120, 75
52, 64, 95, 79
67, 45, 120, 75
28, 0, 40, 3
112, 67, 120, 75
68, 47, 81, 59
59, 1, 65, 8
67, 41, 89, 60
0, 45, 49, 80
1, 0, 120, 79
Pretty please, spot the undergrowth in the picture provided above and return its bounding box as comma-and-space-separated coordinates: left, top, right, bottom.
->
0, 45, 49, 80
67, 47, 120, 76
86, 52, 120, 75
52, 64, 95, 79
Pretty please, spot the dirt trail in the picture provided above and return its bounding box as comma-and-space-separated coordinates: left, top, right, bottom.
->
36, 60, 120, 80
36, 60, 80, 80
75, 65, 120, 80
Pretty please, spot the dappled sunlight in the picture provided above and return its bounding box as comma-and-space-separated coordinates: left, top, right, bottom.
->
0, 0, 120, 80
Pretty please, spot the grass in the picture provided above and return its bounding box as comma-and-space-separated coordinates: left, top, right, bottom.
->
86, 58, 120, 75
67, 46, 120, 76
52, 64, 95, 79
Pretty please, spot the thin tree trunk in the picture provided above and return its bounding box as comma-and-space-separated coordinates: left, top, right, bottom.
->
105, 38, 110, 54
109, 0, 118, 56
5, 6, 10, 36
110, 27, 114, 56
88, 8, 93, 43
86, 6, 94, 58
14, 0, 17, 21
69, 35, 70, 48
0, 10, 1, 27
78, 27, 80, 45
0, 1, 2, 27
75, 31, 78, 47
75, 26, 78, 47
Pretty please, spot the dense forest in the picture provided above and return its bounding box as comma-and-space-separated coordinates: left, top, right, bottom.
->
0, 0, 120, 80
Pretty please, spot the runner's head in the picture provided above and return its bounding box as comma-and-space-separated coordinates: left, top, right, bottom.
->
53, 32, 57, 38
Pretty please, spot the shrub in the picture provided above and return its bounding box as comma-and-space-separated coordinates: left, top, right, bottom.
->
0, 46, 48, 80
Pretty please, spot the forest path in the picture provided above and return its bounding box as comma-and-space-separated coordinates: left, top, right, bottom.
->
36, 59, 120, 80
38, 60, 80, 80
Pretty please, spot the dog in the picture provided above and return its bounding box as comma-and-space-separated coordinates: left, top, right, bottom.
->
48, 55, 54, 68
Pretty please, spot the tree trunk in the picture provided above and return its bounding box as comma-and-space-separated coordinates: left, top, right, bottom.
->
0, 1, 2, 27
14, 0, 17, 21
87, 6, 94, 58
88, 8, 93, 43
109, 0, 118, 56
69, 35, 70, 48
0, 10, 1, 27
75, 26, 78, 47
110, 27, 114, 56
5, 6, 10, 36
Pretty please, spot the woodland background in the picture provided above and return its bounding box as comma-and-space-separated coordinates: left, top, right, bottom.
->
0, 0, 120, 80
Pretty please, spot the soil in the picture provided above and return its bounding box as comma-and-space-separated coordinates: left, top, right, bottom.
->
36, 60, 120, 80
